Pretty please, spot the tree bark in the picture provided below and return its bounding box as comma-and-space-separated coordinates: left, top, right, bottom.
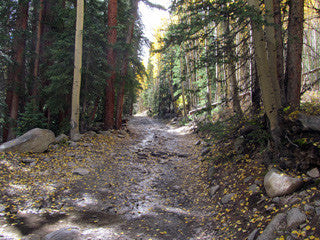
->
4, 0, 30, 141
272, 0, 285, 105
70, 0, 85, 138
104, 0, 118, 129
115, 0, 138, 130
285, 0, 304, 108
32, 0, 44, 101
248, 0, 282, 143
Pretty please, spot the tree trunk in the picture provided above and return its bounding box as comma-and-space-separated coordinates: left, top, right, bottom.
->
222, 19, 243, 118
32, 0, 44, 102
115, 0, 138, 130
180, 52, 187, 118
248, 0, 282, 143
285, 0, 304, 108
70, 0, 85, 138
273, 0, 285, 105
104, 0, 118, 129
4, 0, 30, 141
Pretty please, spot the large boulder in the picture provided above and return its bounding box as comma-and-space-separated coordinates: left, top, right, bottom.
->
0, 128, 55, 153
257, 213, 286, 240
264, 168, 303, 198
298, 114, 320, 131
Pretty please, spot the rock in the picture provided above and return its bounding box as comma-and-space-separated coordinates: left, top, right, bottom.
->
118, 134, 125, 138
69, 141, 78, 147
21, 158, 36, 164
195, 140, 201, 146
248, 184, 260, 194
99, 131, 111, 136
201, 148, 210, 156
264, 168, 303, 198
287, 208, 306, 229
234, 136, 245, 153
304, 204, 315, 216
221, 193, 235, 204
307, 168, 320, 178
298, 114, 320, 131
71, 133, 83, 142
54, 134, 69, 144
209, 185, 220, 196
207, 166, 216, 180
72, 168, 90, 176
16, 212, 46, 230
0, 128, 55, 153
43, 227, 81, 240
244, 176, 253, 183
21, 234, 41, 240
83, 131, 97, 137
0, 204, 5, 217
257, 213, 286, 240
247, 229, 259, 240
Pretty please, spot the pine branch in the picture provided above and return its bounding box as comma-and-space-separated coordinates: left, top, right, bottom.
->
141, 0, 166, 10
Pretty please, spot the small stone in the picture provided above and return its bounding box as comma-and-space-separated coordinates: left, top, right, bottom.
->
248, 184, 260, 194
22, 158, 35, 164
314, 200, 320, 207
118, 134, 125, 138
195, 140, 201, 146
221, 193, 235, 204
247, 229, 259, 240
287, 208, 307, 229
43, 227, 81, 240
71, 133, 83, 142
307, 168, 320, 178
30, 162, 37, 167
244, 176, 253, 183
72, 168, 90, 176
304, 204, 315, 216
201, 148, 210, 156
69, 141, 78, 147
316, 207, 320, 216
209, 185, 220, 196
54, 134, 69, 144
272, 197, 280, 204
257, 213, 286, 240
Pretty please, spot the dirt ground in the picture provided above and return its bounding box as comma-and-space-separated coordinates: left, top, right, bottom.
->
0, 114, 218, 239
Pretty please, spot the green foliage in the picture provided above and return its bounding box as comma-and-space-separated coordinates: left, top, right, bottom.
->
16, 100, 48, 136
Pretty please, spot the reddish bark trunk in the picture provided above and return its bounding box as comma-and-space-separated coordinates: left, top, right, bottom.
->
32, 0, 44, 99
3, 0, 30, 141
285, 0, 304, 108
104, 0, 118, 129
115, 0, 138, 130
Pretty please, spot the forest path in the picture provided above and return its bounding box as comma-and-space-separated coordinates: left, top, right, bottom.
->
1, 114, 217, 239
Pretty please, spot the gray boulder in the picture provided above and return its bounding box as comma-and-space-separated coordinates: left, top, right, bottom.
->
257, 213, 286, 240
54, 134, 69, 144
0, 128, 55, 153
298, 114, 320, 131
264, 168, 303, 198
43, 227, 81, 240
287, 208, 306, 229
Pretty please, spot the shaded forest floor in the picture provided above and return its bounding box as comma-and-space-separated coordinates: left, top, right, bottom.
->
0, 113, 319, 239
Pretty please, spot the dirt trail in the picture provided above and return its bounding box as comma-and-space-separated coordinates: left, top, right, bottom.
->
0, 115, 217, 239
